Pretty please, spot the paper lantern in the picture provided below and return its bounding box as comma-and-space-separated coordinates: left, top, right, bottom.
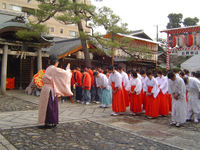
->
89, 52, 93, 60
194, 33, 200, 46
185, 34, 193, 47
82, 52, 85, 59
117, 50, 121, 57
76, 51, 82, 59
169, 35, 177, 48
177, 35, 185, 48
114, 50, 118, 56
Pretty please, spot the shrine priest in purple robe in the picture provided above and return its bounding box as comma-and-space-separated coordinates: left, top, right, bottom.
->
38, 54, 73, 127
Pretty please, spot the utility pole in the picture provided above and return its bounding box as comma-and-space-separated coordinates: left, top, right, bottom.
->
154, 25, 158, 72
156, 25, 158, 41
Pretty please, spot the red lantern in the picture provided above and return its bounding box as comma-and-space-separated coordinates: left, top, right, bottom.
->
169, 35, 177, 48
185, 34, 193, 47
177, 35, 185, 48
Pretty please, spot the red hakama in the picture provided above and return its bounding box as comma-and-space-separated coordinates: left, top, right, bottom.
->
130, 86, 142, 113
145, 86, 159, 117
141, 89, 146, 110
112, 82, 126, 113
122, 82, 129, 107
158, 91, 169, 115
168, 92, 172, 112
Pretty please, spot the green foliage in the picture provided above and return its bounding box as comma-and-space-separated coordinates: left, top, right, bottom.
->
166, 13, 183, 29
16, 23, 49, 41
89, 6, 151, 62
183, 17, 199, 26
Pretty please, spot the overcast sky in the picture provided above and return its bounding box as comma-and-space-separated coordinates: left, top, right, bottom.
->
91, 0, 200, 41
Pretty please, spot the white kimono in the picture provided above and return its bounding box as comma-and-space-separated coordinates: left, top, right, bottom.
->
137, 73, 142, 80
108, 71, 122, 89
129, 74, 133, 80
127, 77, 142, 95
144, 77, 159, 98
186, 77, 200, 120
96, 73, 110, 90
141, 76, 148, 92
121, 71, 129, 91
176, 73, 180, 77
168, 76, 187, 123
157, 75, 168, 95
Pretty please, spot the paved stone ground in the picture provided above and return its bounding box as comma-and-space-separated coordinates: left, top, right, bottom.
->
1, 91, 200, 150
0, 95, 38, 112
1, 120, 180, 150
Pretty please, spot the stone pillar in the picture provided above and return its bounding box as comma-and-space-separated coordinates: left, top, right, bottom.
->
37, 49, 42, 71
1, 45, 8, 94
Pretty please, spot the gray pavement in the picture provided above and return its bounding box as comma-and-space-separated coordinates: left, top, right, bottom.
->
0, 90, 199, 149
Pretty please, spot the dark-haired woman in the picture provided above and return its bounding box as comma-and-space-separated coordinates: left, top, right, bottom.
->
38, 54, 73, 127
144, 71, 160, 118
128, 71, 142, 115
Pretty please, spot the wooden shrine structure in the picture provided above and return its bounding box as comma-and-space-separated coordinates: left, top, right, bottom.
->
0, 10, 53, 94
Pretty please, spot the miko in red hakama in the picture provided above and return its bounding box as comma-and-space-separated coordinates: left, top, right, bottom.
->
122, 82, 130, 107
158, 90, 169, 115
112, 82, 126, 113
130, 86, 142, 113
145, 87, 159, 117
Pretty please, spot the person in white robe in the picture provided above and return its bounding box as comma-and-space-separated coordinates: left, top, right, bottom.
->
143, 71, 160, 118
168, 72, 187, 127
117, 66, 130, 107
126, 71, 142, 115
94, 72, 112, 108
157, 70, 169, 116
108, 65, 126, 116
183, 77, 200, 123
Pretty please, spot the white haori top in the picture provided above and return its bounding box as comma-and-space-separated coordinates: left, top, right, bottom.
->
186, 77, 200, 96
137, 73, 142, 80
127, 77, 142, 95
157, 75, 168, 95
96, 73, 110, 90
120, 71, 129, 91
144, 76, 159, 98
168, 76, 186, 99
108, 70, 122, 89
141, 76, 148, 90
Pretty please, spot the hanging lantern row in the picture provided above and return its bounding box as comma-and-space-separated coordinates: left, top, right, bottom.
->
169, 33, 200, 48
76, 51, 93, 60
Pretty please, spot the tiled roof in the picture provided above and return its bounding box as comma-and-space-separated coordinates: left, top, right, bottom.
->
46, 38, 82, 56
0, 10, 23, 24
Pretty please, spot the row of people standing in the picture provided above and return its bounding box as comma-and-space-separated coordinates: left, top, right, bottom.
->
70, 65, 112, 106
70, 64, 200, 127
108, 67, 170, 118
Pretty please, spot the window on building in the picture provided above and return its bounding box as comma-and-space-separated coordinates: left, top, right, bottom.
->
9, 5, 22, 11
69, 31, 78, 37
190, 51, 194, 55
2, 3, 6, 9
51, 27, 54, 32
60, 29, 63, 34
27, 12, 31, 18
195, 51, 198, 55
182, 52, 185, 55
186, 51, 189, 55
27, 0, 31, 3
